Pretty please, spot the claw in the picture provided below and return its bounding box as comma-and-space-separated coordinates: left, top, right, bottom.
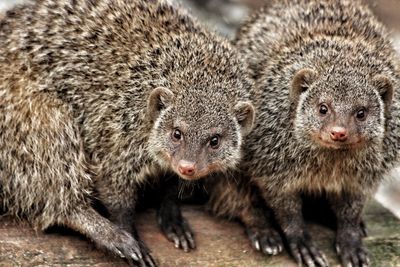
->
359, 221, 368, 237
264, 247, 272, 254
186, 231, 196, 249
131, 252, 139, 261
290, 243, 302, 264
138, 258, 146, 267
144, 253, 157, 267
180, 235, 189, 252
174, 238, 180, 248
322, 253, 329, 266
300, 245, 315, 267
336, 244, 341, 254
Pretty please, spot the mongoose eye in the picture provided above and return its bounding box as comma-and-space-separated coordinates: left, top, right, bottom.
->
319, 104, 329, 115
209, 135, 220, 149
172, 129, 182, 142
356, 108, 367, 120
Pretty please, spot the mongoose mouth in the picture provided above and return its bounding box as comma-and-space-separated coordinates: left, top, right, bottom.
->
173, 161, 224, 181
174, 164, 219, 181
315, 137, 364, 150
176, 173, 205, 181
173, 168, 209, 181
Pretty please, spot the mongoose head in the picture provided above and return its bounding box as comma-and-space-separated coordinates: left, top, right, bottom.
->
291, 68, 393, 150
147, 87, 254, 180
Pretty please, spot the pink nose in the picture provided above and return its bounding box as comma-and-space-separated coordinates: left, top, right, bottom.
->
330, 126, 348, 141
177, 160, 196, 176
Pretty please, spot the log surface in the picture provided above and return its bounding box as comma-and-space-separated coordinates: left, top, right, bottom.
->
0, 201, 398, 267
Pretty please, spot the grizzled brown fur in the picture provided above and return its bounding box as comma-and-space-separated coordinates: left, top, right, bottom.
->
207, 0, 400, 266
0, 0, 255, 265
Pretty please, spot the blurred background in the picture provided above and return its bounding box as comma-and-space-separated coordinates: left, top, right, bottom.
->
1, 0, 399, 218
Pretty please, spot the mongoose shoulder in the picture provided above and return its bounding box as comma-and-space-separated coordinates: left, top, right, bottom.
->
233, 0, 400, 266
0, 0, 255, 265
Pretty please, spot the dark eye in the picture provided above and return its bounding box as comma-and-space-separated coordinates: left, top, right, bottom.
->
209, 135, 220, 149
319, 104, 329, 115
172, 129, 182, 141
356, 108, 367, 120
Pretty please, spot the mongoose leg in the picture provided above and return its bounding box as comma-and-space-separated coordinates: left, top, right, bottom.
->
67, 207, 156, 267
156, 177, 195, 252
206, 177, 283, 255
113, 209, 157, 266
94, 164, 157, 264
157, 197, 195, 252
329, 193, 370, 267
109, 206, 137, 234
271, 194, 328, 267
107, 206, 157, 266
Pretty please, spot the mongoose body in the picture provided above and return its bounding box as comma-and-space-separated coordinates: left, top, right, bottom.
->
0, 0, 255, 265
232, 0, 400, 266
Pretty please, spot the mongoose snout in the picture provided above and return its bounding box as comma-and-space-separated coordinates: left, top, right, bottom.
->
177, 160, 196, 177
329, 126, 348, 142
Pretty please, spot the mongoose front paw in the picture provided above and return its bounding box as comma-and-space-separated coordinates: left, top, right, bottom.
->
359, 220, 368, 238
246, 226, 283, 255
157, 206, 195, 252
336, 233, 370, 267
106, 229, 157, 267
287, 233, 329, 267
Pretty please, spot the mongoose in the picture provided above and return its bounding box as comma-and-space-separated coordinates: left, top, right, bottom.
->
226, 0, 399, 266
0, 0, 255, 265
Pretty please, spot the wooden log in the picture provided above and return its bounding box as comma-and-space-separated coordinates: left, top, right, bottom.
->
0, 200, 398, 266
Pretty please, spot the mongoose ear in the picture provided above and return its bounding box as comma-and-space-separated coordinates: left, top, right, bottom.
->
234, 101, 255, 136
373, 75, 393, 108
147, 87, 174, 121
291, 68, 318, 102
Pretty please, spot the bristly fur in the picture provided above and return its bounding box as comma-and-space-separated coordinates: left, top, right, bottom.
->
0, 0, 254, 264
209, 0, 400, 266
235, 0, 400, 201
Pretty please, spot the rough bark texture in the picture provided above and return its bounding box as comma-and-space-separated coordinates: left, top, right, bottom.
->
0, 201, 398, 267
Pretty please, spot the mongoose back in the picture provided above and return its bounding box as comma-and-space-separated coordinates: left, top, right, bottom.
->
0, 0, 255, 265
230, 0, 400, 266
